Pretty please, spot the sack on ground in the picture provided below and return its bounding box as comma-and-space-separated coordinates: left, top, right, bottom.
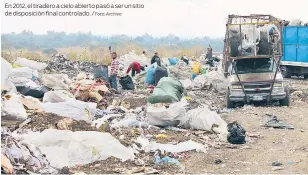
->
168, 58, 179, 65
179, 107, 228, 135
154, 66, 168, 86
119, 75, 135, 90
1, 92, 28, 125
145, 65, 156, 85
147, 99, 188, 127
147, 77, 185, 104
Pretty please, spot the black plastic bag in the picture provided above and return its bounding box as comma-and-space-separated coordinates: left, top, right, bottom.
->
154, 66, 168, 86
119, 75, 135, 90
227, 121, 246, 144
16, 86, 49, 99
94, 65, 108, 81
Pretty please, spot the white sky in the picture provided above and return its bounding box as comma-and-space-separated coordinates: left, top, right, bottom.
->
1, 0, 307, 38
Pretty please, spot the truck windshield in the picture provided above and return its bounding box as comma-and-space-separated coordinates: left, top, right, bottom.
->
233, 58, 276, 74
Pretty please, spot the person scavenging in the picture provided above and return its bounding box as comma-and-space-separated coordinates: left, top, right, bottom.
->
269, 26, 278, 43
205, 45, 214, 66
181, 55, 189, 65
109, 50, 119, 91
151, 52, 161, 66
126, 61, 145, 77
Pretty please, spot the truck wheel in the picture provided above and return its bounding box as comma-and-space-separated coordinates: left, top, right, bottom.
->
281, 66, 291, 78
304, 75, 308, 79
279, 87, 290, 106
226, 90, 235, 108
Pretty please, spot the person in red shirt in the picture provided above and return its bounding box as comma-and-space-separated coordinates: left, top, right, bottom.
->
126, 62, 145, 77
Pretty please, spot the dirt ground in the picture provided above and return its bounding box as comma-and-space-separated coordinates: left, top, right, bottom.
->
181, 78, 308, 174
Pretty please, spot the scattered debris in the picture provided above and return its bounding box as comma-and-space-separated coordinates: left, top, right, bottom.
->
263, 115, 294, 129
272, 161, 283, 166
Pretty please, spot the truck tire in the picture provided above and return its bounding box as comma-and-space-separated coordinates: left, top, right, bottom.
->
281, 66, 291, 78
304, 75, 308, 79
226, 89, 235, 108
279, 87, 290, 106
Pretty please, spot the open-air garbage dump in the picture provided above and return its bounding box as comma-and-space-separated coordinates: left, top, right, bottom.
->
1, 14, 308, 174
2, 48, 308, 174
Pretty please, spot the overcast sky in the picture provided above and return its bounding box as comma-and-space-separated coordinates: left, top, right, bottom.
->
1, 0, 307, 38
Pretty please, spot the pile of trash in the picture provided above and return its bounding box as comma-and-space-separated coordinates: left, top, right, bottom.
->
1, 52, 239, 174
45, 55, 99, 77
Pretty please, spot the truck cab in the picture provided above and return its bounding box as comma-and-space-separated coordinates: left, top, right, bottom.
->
226, 57, 290, 108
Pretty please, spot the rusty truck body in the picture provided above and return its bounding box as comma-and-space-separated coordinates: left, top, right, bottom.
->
223, 14, 290, 108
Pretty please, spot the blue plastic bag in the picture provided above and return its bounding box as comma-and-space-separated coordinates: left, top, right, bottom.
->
145, 65, 156, 85
168, 58, 179, 65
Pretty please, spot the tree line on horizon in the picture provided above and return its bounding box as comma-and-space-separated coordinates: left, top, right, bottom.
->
1, 30, 224, 54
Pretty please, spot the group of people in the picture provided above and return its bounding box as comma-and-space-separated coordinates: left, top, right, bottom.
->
108, 45, 213, 91
108, 48, 162, 91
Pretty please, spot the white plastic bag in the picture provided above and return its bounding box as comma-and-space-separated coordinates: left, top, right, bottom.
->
141, 139, 207, 153
43, 90, 75, 103
10, 77, 40, 89
14, 57, 47, 70
193, 74, 209, 89
180, 107, 228, 133
41, 100, 97, 122
147, 99, 188, 127
10, 67, 39, 79
1, 92, 28, 124
1, 58, 17, 92
1, 57, 12, 84
40, 74, 70, 90
179, 107, 228, 142
22, 129, 135, 168
180, 79, 193, 90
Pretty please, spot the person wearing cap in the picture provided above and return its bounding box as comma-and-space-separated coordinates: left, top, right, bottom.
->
151, 52, 161, 66
126, 61, 145, 77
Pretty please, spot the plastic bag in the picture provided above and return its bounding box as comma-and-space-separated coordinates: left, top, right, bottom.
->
16, 86, 49, 99
119, 75, 135, 90
145, 65, 156, 85
1, 92, 28, 124
180, 79, 193, 90
43, 90, 75, 103
1, 58, 16, 92
94, 65, 108, 81
147, 99, 188, 127
1, 57, 12, 82
168, 58, 179, 65
10, 67, 38, 79
14, 57, 47, 70
41, 100, 97, 122
10, 77, 40, 89
227, 121, 246, 144
22, 129, 135, 168
147, 77, 185, 104
180, 107, 228, 133
40, 74, 70, 90
144, 140, 207, 153
154, 66, 168, 86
